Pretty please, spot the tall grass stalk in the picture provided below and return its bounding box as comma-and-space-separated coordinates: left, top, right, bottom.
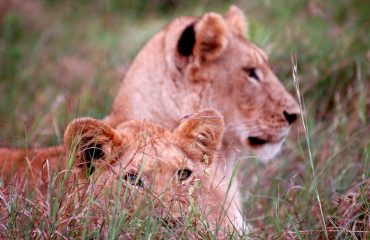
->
291, 55, 328, 239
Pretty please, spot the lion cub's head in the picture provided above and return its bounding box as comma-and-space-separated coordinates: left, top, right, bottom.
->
64, 109, 243, 235
172, 6, 300, 161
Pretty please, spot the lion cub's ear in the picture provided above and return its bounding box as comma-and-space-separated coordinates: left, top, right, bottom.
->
64, 117, 122, 176
224, 5, 248, 36
193, 12, 229, 63
174, 109, 224, 164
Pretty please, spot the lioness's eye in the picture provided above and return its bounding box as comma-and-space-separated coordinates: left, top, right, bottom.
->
243, 67, 259, 81
124, 172, 144, 189
177, 168, 192, 181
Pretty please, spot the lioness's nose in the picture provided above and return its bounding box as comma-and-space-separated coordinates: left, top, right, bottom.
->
283, 110, 298, 125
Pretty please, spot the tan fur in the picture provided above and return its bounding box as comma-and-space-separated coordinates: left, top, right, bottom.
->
64, 109, 246, 235
0, 146, 64, 184
0, 6, 298, 233
224, 5, 248, 36
106, 5, 300, 169
104, 7, 299, 219
0, 110, 246, 235
1, 6, 298, 187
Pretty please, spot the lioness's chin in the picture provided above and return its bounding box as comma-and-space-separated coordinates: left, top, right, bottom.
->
247, 140, 284, 163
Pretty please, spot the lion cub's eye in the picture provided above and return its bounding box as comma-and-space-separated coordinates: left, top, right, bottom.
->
124, 172, 144, 189
177, 168, 192, 182
243, 67, 259, 81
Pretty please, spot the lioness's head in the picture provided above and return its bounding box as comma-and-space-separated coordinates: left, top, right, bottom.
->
64, 109, 241, 233
173, 6, 300, 161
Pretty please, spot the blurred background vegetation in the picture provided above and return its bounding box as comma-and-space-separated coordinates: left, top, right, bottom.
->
0, 0, 368, 238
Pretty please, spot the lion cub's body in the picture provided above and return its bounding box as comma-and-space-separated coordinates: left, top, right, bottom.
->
0, 146, 64, 184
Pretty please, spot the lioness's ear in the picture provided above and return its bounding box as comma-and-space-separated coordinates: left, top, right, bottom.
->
224, 5, 248, 36
193, 13, 229, 62
177, 23, 196, 57
64, 117, 121, 176
174, 109, 224, 164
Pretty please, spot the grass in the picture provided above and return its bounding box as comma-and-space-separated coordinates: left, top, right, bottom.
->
0, 0, 369, 239
292, 55, 327, 239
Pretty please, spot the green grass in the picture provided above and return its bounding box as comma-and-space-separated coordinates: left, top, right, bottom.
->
0, 0, 369, 239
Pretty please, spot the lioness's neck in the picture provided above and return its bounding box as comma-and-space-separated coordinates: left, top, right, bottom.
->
107, 17, 206, 129
105, 16, 245, 164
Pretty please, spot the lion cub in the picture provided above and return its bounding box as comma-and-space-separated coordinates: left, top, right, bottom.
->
0, 109, 246, 236
61, 108, 247, 236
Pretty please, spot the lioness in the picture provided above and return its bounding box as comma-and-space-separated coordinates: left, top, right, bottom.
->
105, 5, 300, 169
103, 6, 299, 218
1, 109, 246, 237
1, 6, 299, 180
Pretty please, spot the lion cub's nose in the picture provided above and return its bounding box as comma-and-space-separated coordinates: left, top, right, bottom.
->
283, 110, 298, 125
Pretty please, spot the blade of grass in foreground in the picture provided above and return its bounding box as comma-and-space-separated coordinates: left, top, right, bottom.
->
291, 55, 328, 240
286, 210, 304, 240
